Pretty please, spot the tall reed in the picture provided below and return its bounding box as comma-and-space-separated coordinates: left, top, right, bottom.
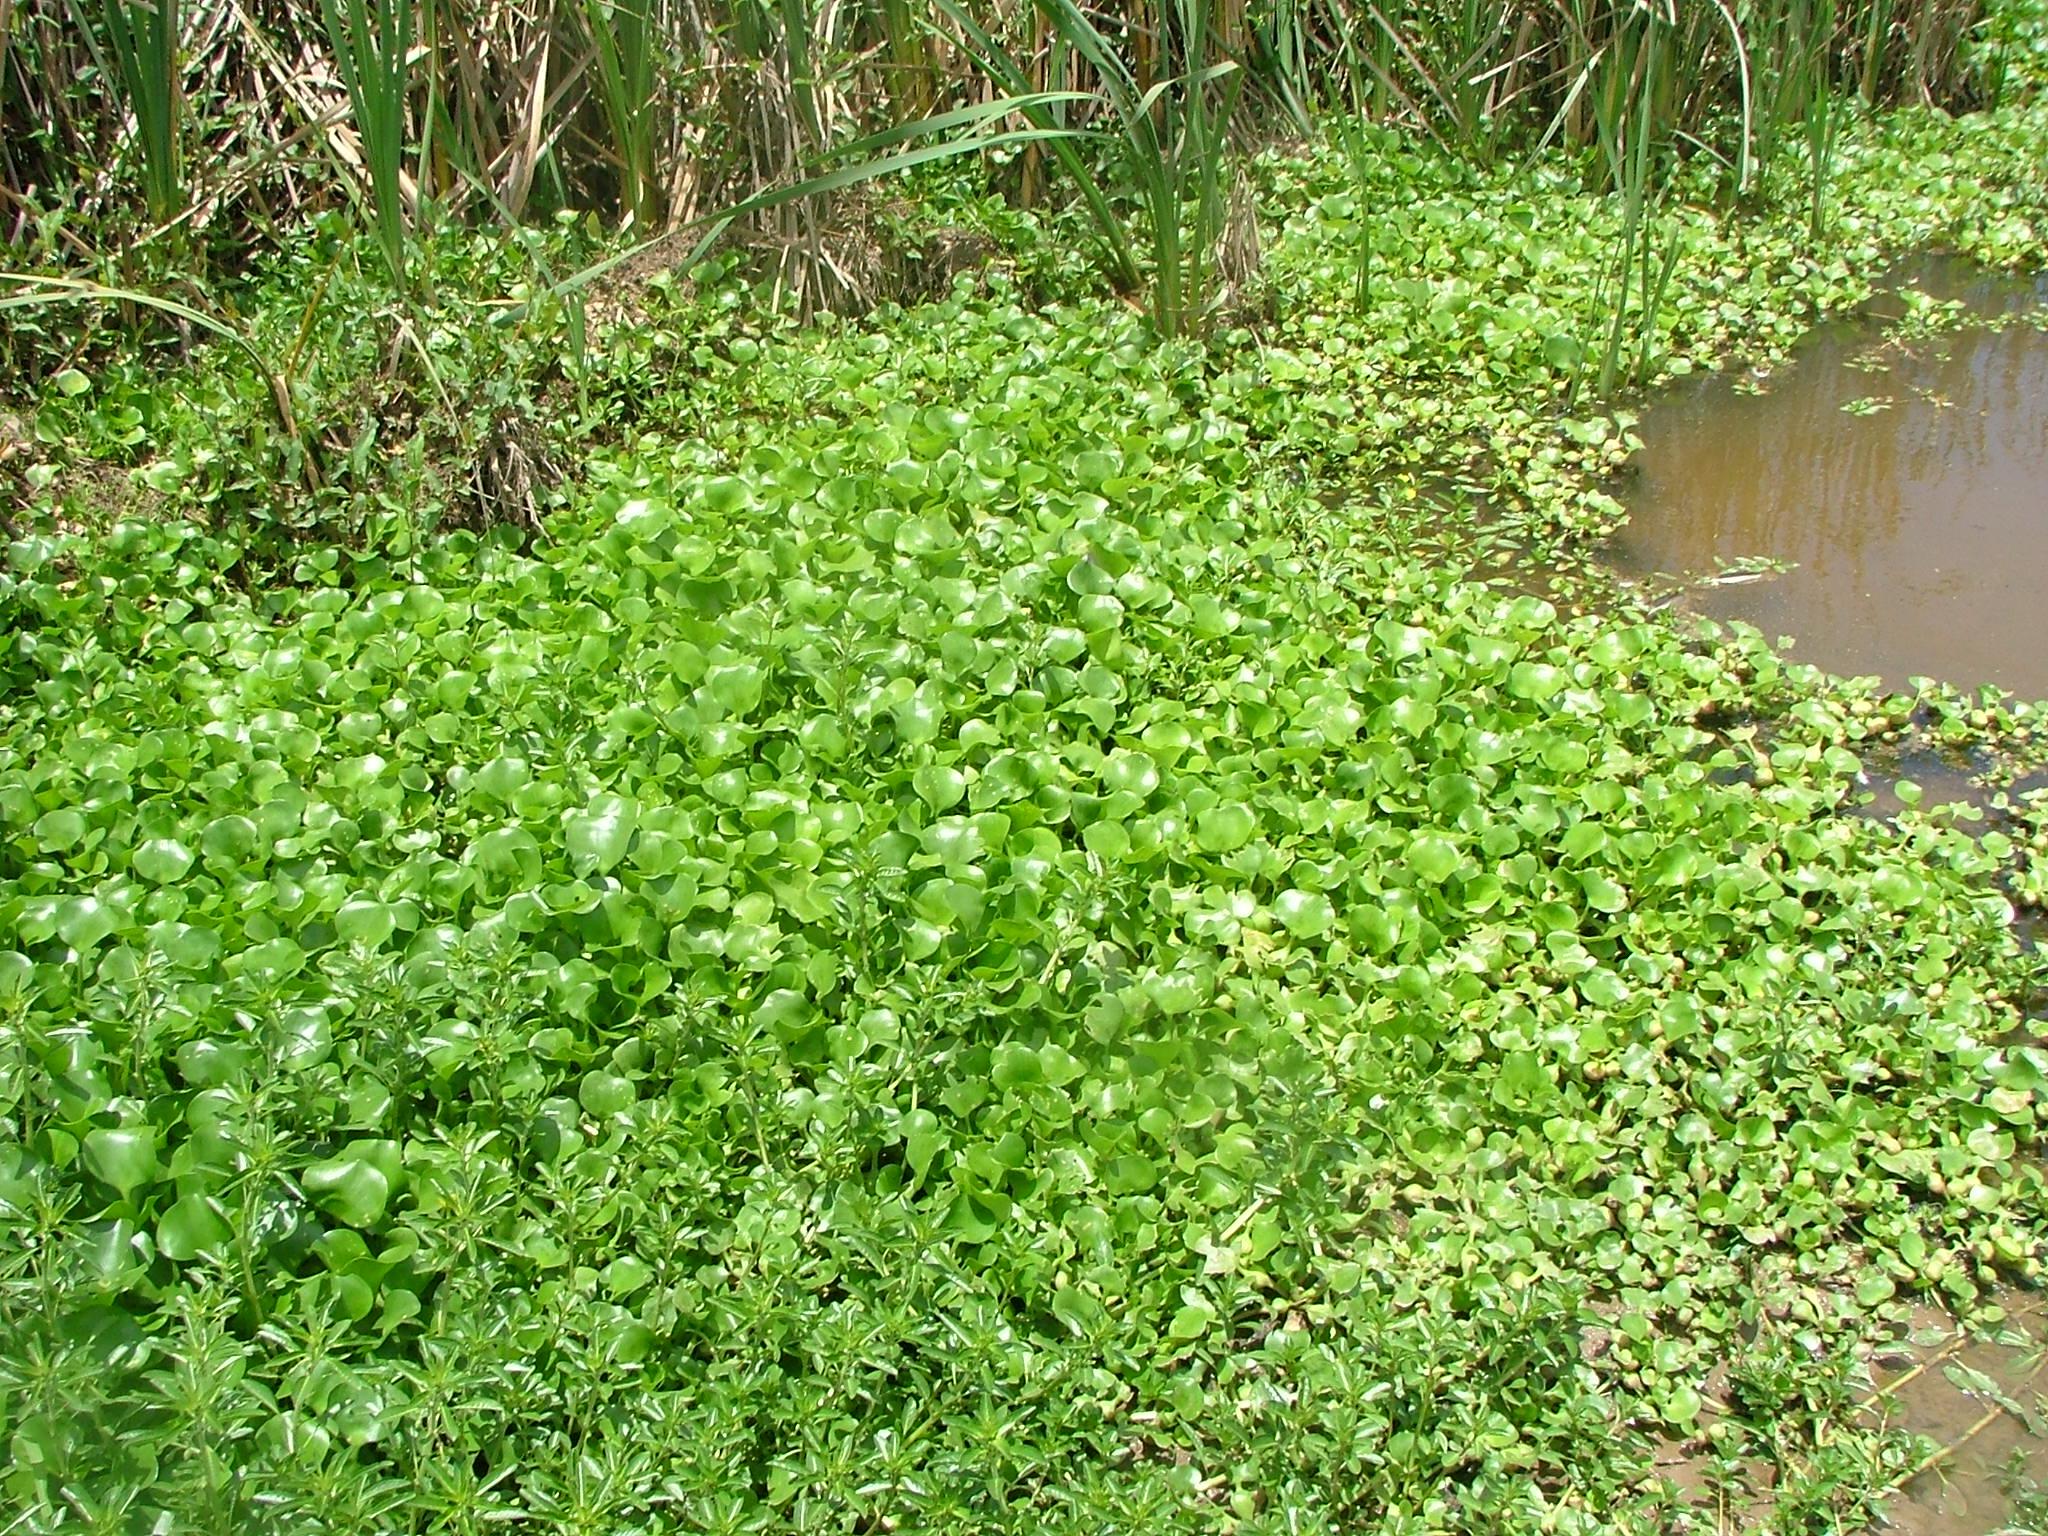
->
582, 0, 663, 228
320, 0, 415, 285
932, 0, 1249, 334
95, 0, 186, 225
0, 0, 2000, 341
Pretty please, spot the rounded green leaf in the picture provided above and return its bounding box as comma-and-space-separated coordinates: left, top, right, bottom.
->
579, 1070, 637, 1116
800, 716, 848, 761
132, 838, 196, 883
1081, 819, 1131, 860
706, 662, 765, 717
701, 475, 753, 515
603, 1256, 654, 1297
1195, 804, 1257, 853
302, 1157, 393, 1228
1169, 1302, 1216, 1341
151, 921, 222, 970
158, 1193, 234, 1260
56, 896, 119, 950
336, 898, 397, 948
1389, 696, 1437, 735
1408, 836, 1461, 883
1580, 873, 1629, 914
1274, 889, 1335, 938
565, 795, 638, 875
914, 764, 967, 812
474, 757, 533, 800
991, 1042, 1045, 1091
1101, 752, 1161, 798
1662, 1383, 1704, 1427
83, 1126, 159, 1197
34, 808, 87, 853
201, 814, 262, 864
1509, 662, 1565, 701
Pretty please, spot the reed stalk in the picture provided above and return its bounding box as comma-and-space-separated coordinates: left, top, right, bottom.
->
96, 0, 185, 225
320, 0, 415, 285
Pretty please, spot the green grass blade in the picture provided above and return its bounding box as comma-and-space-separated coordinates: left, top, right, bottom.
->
96, 0, 184, 224
320, 0, 414, 286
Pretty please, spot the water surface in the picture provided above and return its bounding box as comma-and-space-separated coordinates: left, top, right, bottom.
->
1874, 1296, 2048, 1536
1613, 263, 2048, 699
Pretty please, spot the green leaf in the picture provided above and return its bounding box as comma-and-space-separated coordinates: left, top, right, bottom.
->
991, 1042, 1045, 1090
158, 1193, 234, 1260
1273, 889, 1334, 938
706, 662, 765, 716
336, 898, 397, 947
132, 838, 196, 883
303, 1157, 393, 1228
701, 475, 753, 515
1081, 819, 1131, 860
915, 764, 968, 812
604, 1256, 654, 1297
1389, 696, 1436, 735
56, 895, 119, 950
1662, 1383, 1703, 1426
903, 1109, 946, 1179
913, 878, 984, 931
1408, 836, 1461, 883
201, 814, 262, 864
151, 921, 221, 970
1509, 662, 1565, 701
566, 794, 639, 874
1101, 751, 1160, 797
1580, 873, 1629, 913
230, 936, 304, 983
474, 757, 533, 799
83, 1127, 159, 1197
33, 808, 86, 852
1168, 1301, 1215, 1341
579, 1070, 637, 1116
1195, 803, 1256, 853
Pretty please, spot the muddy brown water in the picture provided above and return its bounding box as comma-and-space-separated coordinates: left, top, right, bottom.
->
1612, 264, 2048, 1530
1611, 260, 2048, 701
1873, 1296, 2048, 1535
1652, 1297, 2048, 1534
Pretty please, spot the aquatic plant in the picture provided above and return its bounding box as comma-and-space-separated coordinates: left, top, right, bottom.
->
6, 225, 2048, 1528
5, 9, 2048, 1525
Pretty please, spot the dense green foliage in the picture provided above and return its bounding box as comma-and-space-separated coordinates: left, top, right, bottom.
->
9, 91, 2048, 1530
19, 92, 2048, 563
9, 0, 2048, 1528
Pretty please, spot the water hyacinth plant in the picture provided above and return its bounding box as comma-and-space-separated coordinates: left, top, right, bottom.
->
4, 0, 2048, 1530
10, 111, 2048, 1511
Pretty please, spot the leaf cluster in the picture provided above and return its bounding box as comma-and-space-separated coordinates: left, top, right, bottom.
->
5, 259, 2048, 1531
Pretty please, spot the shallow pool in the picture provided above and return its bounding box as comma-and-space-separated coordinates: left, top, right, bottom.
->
1612, 261, 2048, 700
